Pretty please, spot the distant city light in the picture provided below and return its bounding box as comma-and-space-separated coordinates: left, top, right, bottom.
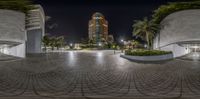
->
70, 43, 73, 46
193, 52, 200, 57
97, 52, 103, 57
144, 44, 147, 48
99, 43, 102, 46
121, 39, 124, 42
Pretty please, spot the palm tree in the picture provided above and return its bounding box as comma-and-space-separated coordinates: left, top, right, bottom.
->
42, 35, 50, 51
131, 40, 140, 49
133, 17, 158, 49
88, 39, 94, 47
49, 37, 56, 50
55, 36, 65, 50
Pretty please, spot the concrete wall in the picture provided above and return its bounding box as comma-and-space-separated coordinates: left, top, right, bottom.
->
156, 9, 200, 47
26, 5, 45, 53
0, 43, 26, 58
159, 44, 190, 57
26, 29, 42, 53
0, 10, 26, 43
0, 9, 26, 57
154, 9, 200, 57
9, 43, 26, 57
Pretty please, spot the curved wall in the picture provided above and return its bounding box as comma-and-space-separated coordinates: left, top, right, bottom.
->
154, 9, 200, 57
0, 10, 26, 57
26, 5, 45, 53
0, 9, 26, 44
154, 9, 200, 47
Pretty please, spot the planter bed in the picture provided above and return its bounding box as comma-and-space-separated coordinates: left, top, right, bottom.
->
120, 53, 173, 62
121, 49, 173, 61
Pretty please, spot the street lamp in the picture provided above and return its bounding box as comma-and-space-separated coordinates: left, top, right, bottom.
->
120, 39, 125, 53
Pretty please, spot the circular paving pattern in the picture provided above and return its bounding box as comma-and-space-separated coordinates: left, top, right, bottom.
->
0, 51, 200, 98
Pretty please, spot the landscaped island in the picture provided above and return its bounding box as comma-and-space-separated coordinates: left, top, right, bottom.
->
121, 49, 173, 62
125, 49, 172, 56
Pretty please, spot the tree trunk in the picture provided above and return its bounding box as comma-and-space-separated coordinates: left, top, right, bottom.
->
51, 46, 54, 50
44, 46, 47, 52
150, 39, 153, 50
146, 33, 150, 50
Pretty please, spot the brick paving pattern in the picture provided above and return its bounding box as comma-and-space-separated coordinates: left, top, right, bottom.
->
0, 51, 199, 98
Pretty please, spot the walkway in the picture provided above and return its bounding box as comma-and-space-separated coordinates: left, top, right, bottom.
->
0, 51, 199, 98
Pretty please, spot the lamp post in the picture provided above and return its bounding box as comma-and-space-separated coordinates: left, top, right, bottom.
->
98, 42, 102, 49
70, 43, 73, 49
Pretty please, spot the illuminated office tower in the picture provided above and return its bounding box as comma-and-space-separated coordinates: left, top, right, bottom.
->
88, 12, 108, 43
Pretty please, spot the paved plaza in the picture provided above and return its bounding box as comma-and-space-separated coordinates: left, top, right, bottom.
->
0, 51, 200, 99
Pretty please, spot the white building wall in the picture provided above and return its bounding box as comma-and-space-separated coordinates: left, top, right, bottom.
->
0, 10, 26, 43
154, 9, 200, 57
9, 43, 26, 58
0, 9, 26, 57
158, 9, 200, 47
160, 44, 190, 57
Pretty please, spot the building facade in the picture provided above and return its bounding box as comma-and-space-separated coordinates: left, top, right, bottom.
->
26, 5, 45, 53
154, 9, 200, 57
0, 4, 45, 57
0, 9, 26, 57
88, 12, 108, 43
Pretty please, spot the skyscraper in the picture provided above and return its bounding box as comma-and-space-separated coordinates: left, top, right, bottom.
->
88, 12, 108, 43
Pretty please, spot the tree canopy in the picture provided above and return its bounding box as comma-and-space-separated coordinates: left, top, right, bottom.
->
0, 0, 34, 14
152, 0, 200, 24
133, 17, 158, 49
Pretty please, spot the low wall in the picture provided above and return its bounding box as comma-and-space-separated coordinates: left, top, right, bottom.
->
120, 53, 173, 62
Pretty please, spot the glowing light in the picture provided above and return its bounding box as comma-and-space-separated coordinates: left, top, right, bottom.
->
193, 46, 199, 49
97, 52, 103, 57
98, 43, 102, 46
0, 45, 9, 54
68, 51, 75, 66
96, 52, 104, 64
144, 44, 147, 48
193, 52, 200, 57
3, 48, 9, 54
70, 43, 73, 46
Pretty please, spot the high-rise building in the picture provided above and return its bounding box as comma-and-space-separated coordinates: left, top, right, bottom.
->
88, 12, 108, 43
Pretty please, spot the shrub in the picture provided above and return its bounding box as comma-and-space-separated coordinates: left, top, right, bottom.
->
145, 0, 200, 34
125, 49, 172, 56
152, 1, 200, 24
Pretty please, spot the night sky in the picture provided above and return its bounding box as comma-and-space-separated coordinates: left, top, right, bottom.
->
33, 0, 180, 42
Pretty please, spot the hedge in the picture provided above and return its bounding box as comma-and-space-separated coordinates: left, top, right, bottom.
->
125, 49, 172, 56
